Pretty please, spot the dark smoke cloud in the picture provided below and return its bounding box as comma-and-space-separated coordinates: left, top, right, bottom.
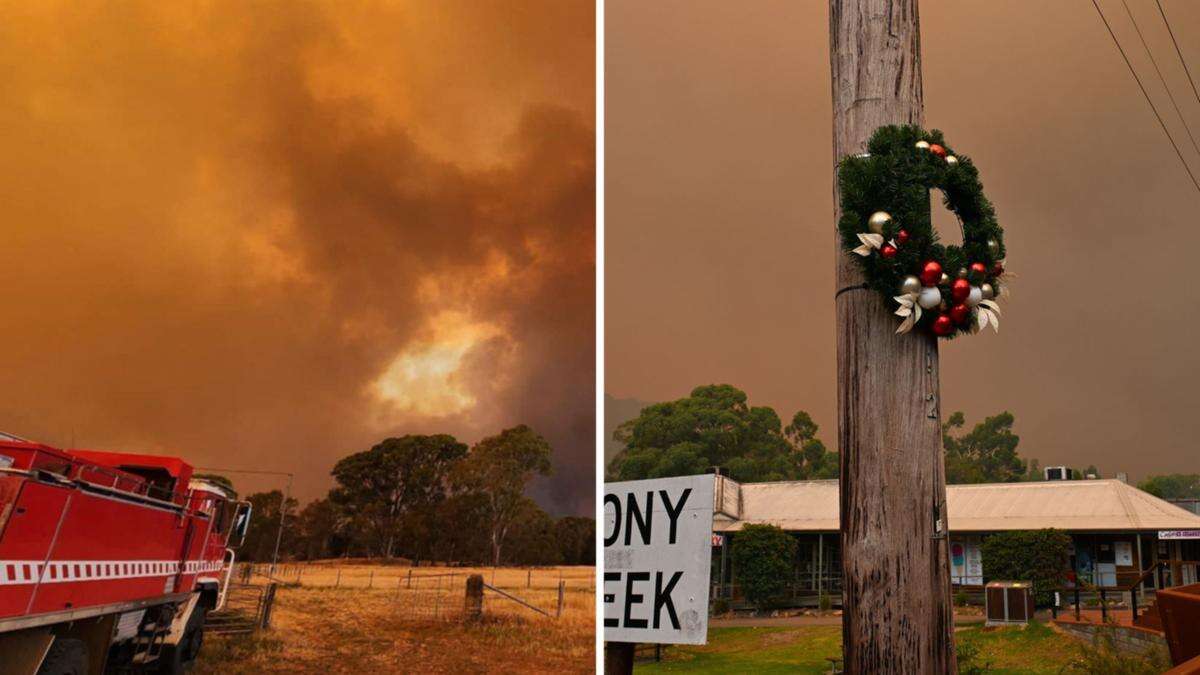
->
606, 0, 1200, 483
0, 1, 595, 514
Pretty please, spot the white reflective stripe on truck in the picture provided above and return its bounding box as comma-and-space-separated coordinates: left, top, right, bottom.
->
0, 559, 224, 585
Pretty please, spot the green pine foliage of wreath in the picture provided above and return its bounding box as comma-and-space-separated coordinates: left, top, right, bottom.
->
838, 125, 1006, 337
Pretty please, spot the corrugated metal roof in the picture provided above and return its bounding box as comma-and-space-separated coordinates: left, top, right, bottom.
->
712, 478, 1200, 533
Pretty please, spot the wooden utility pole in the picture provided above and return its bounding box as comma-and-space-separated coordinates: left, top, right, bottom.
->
830, 1, 957, 672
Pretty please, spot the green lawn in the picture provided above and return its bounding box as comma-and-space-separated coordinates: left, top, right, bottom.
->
636, 622, 1078, 674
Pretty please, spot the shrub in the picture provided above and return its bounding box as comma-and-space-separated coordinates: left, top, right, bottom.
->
956, 640, 991, 675
710, 598, 730, 615
980, 529, 1071, 606
954, 589, 969, 607
818, 593, 832, 611
1064, 625, 1170, 674
730, 524, 797, 612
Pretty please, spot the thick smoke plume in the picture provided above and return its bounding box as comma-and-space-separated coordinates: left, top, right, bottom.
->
0, 1, 595, 514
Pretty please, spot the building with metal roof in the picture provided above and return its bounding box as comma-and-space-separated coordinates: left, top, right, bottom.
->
713, 478, 1200, 533
708, 476, 1200, 608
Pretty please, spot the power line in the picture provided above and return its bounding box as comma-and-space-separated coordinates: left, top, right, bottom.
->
1155, 0, 1200, 110
1091, 0, 1200, 194
195, 466, 293, 477
1121, 0, 1200, 157
196, 466, 294, 577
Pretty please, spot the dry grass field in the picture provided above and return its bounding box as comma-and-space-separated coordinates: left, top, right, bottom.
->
193, 562, 595, 674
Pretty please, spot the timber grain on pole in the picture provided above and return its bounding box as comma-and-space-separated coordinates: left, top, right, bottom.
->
829, 0, 957, 672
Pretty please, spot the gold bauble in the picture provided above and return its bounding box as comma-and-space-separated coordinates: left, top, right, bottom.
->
867, 211, 892, 234
915, 140, 930, 150
981, 283, 995, 300
900, 275, 922, 295
946, 155, 958, 166
987, 239, 1000, 257
939, 273, 950, 285
957, 267, 969, 279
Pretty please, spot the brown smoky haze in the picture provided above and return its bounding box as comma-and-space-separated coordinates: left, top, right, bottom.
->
0, 1, 595, 514
606, 0, 1200, 481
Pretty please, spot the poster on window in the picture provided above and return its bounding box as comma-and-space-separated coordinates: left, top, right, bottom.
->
1114, 541, 1133, 566
950, 539, 983, 585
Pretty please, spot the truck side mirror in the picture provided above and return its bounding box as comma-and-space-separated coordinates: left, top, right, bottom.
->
230, 501, 252, 548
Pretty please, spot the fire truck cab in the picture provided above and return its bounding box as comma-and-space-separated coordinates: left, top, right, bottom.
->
0, 435, 250, 674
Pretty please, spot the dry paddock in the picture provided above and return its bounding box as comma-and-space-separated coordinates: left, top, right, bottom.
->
193, 562, 595, 674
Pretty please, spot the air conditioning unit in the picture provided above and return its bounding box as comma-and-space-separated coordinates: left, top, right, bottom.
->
1044, 466, 1071, 481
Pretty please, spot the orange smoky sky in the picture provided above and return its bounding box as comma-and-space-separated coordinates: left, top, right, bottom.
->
607, 1, 1200, 481
0, 1, 595, 514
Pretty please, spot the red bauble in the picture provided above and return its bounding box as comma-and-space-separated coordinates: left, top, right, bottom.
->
950, 278, 971, 303
969, 262, 987, 277
992, 262, 1004, 277
896, 229, 910, 245
881, 245, 897, 259
949, 303, 970, 325
933, 314, 955, 336
929, 144, 947, 158
919, 260, 943, 286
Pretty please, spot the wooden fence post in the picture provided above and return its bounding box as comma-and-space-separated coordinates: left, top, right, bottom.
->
465, 574, 484, 622
260, 583, 278, 629
557, 580, 565, 618
407, 569, 413, 589
368, 569, 374, 589
527, 569, 532, 588
335, 568, 341, 588
434, 574, 442, 619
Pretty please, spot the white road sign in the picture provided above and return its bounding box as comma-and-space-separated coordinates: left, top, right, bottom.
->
603, 474, 714, 645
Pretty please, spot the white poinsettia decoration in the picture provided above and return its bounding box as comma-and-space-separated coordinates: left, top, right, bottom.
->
976, 299, 1001, 333
851, 233, 884, 257
893, 293, 921, 334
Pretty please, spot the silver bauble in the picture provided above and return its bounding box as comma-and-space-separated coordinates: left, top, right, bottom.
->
915, 140, 930, 150
980, 283, 995, 300
987, 239, 1000, 257
917, 286, 942, 310
966, 286, 983, 307
946, 155, 958, 166
940, 273, 950, 285
900, 275, 922, 295
867, 211, 892, 234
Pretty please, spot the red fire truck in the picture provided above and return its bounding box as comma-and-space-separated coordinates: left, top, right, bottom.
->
0, 433, 250, 674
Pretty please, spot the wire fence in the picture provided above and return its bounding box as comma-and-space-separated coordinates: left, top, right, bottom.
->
206, 583, 275, 635
241, 562, 593, 591
232, 562, 593, 623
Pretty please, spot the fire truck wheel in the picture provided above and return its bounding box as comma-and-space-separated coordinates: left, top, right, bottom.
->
157, 606, 205, 674
184, 608, 206, 661
37, 638, 88, 675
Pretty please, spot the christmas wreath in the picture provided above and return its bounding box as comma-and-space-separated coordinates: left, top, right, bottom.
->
838, 125, 1007, 338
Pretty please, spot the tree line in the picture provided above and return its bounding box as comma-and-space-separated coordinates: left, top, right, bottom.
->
607, 384, 839, 483
610, 383, 1193, 489
207, 425, 595, 566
